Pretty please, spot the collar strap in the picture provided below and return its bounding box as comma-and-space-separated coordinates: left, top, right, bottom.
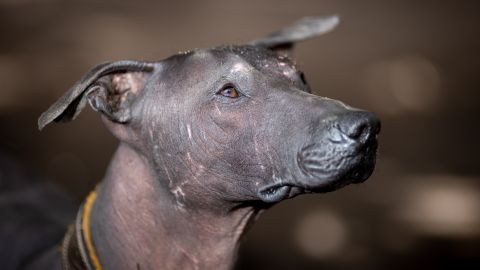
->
61, 190, 103, 270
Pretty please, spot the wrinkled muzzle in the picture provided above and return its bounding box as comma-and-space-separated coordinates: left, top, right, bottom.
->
257, 98, 381, 203
297, 110, 380, 186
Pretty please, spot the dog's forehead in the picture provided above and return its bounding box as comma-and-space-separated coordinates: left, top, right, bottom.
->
210, 45, 297, 73
159, 45, 300, 83
168, 45, 297, 76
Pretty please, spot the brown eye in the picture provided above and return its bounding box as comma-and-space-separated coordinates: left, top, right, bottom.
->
218, 85, 240, 98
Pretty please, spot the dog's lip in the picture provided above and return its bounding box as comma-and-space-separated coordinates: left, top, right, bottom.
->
256, 167, 371, 203
257, 184, 305, 203
298, 138, 378, 180
257, 155, 376, 203
258, 139, 378, 203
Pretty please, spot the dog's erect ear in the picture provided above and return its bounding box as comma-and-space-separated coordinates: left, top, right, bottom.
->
38, 61, 156, 130
250, 16, 339, 57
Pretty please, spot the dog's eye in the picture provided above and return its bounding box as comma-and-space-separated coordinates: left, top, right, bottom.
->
217, 85, 240, 98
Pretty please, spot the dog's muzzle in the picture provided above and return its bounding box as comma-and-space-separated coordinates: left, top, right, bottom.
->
299, 110, 380, 186
258, 111, 380, 203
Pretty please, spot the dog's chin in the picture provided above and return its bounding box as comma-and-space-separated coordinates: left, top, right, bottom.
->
257, 146, 377, 204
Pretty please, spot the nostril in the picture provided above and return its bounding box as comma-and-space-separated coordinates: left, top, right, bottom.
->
347, 123, 369, 140
336, 112, 380, 143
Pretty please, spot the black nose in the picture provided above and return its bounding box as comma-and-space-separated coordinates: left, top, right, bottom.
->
337, 111, 380, 143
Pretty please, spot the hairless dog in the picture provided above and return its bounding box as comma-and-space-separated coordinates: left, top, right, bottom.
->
37, 16, 380, 270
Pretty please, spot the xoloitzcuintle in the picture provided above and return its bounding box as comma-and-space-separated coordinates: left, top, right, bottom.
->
37, 16, 380, 270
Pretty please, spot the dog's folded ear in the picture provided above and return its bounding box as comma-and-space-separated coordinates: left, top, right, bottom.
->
250, 16, 339, 57
38, 61, 156, 130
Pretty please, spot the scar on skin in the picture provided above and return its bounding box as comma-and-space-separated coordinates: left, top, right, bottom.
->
214, 104, 221, 115
187, 124, 192, 140
230, 61, 254, 74
149, 128, 154, 141
230, 63, 247, 73
171, 154, 193, 208
172, 186, 186, 209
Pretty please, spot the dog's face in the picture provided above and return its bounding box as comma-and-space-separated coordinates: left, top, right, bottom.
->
127, 45, 379, 208
38, 16, 380, 210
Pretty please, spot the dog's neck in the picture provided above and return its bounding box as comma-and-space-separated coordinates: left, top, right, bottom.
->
90, 143, 258, 270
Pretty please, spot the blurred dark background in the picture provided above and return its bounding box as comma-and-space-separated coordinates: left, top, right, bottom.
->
1, 0, 479, 269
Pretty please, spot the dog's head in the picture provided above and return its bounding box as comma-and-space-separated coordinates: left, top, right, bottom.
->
39, 16, 380, 209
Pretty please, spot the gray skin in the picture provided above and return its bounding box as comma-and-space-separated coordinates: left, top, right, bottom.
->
38, 16, 380, 270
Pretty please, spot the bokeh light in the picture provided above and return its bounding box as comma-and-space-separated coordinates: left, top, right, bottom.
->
395, 175, 480, 237
363, 55, 442, 115
294, 209, 348, 260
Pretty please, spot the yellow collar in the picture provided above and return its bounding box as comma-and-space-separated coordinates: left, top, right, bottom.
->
61, 189, 103, 270
81, 189, 103, 270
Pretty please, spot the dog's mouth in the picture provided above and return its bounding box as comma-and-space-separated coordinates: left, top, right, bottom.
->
258, 184, 305, 203
257, 139, 378, 204
298, 137, 378, 182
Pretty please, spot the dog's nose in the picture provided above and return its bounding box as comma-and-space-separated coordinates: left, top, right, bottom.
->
337, 111, 380, 144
